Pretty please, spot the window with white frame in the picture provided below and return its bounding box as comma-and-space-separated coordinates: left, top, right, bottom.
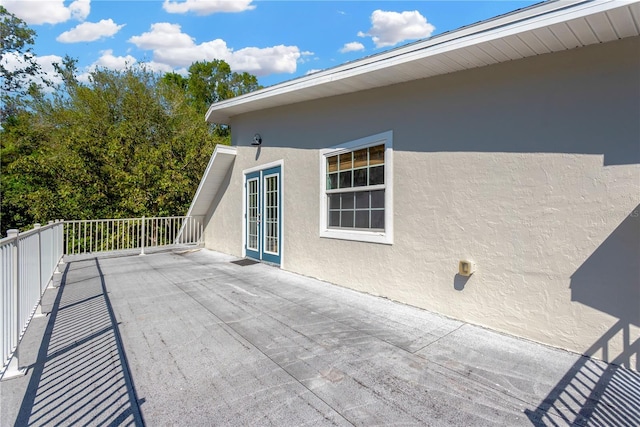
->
320, 131, 393, 245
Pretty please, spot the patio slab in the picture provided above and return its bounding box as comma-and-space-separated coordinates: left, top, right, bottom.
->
1, 249, 638, 426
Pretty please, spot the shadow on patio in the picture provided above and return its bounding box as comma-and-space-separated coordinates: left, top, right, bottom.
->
14, 258, 144, 426
526, 206, 640, 425
4, 247, 639, 426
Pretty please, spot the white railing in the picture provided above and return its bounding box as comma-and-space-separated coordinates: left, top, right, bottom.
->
64, 216, 204, 256
1, 220, 64, 380
1, 215, 203, 380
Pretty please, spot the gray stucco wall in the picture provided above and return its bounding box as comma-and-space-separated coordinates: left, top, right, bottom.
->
203, 37, 640, 367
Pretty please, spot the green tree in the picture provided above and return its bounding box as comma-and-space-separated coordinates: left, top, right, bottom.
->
1, 19, 261, 234
0, 5, 47, 122
0, 5, 39, 91
185, 60, 261, 113
163, 60, 261, 137
1, 62, 244, 233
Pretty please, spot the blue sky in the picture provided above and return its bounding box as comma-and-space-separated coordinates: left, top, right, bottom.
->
2, 0, 539, 87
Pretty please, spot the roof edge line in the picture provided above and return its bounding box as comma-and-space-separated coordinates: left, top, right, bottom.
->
185, 144, 237, 218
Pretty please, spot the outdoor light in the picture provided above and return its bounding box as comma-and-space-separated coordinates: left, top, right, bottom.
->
252, 133, 262, 146
458, 260, 476, 276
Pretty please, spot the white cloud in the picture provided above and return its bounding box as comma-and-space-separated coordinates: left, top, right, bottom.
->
90, 49, 137, 70
129, 23, 194, 50
305, 69, 321, 75
129, 23, 300, 76
0, 51, 64, 89
227, 45, 300, 75
359, 10, 435, 48
36, 54, 65, 86
57, 19, 124, 43
340, 42, 365, 53
144, 61, 184, 74
78, 53, 163, 83
0, 0, 90, 25
162, 0, 255, 15
0, 51, 27, 72
298, 50, 315, 64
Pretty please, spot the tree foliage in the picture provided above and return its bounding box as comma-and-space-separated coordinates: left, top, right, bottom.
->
1, 59, 258, 233
0, 5, 46, 121
163, 60, 260, 136
1, 7, 261, 234
0, 5, 39, 92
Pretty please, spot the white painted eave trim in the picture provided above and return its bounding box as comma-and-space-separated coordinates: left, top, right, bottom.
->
206, 0, 636, 124
186, 145, 237, 218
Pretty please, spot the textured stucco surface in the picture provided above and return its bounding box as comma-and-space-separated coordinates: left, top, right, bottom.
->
203, 37, 640, 367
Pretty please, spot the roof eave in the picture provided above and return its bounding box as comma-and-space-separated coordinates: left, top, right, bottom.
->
205, 0, 639, 125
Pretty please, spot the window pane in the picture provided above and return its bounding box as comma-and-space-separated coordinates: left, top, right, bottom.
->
327, 173, 338, 190
353, 148, 368, 168
329, 211, 340, 227
325, 142, 389, 233
355, 192, 369, 209
371, 210, 385, 229
371, 190, 384, 208
329, 194, 340, 209
341, 192, 354, 209
339, 152, 353, 171
327, 155, 338, 173
369, 145, 384, 165
353, 168, 367, 187
341, 210, 354, 227
355, 210, 369, 228
339, 171, 352, 188
369, 165, 384, 185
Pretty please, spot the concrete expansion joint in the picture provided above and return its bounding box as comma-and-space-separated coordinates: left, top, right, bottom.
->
412, 324, 466, 355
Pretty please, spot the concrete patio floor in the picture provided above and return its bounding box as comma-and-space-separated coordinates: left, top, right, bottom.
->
1, 249, 638, 426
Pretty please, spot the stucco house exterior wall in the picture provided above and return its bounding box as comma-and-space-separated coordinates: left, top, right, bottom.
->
190, 1, 640, 368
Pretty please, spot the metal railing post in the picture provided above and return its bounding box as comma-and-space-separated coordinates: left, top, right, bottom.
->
58, 219, 64, 263
140, 216, 146, 256
34, 224, 45, 318
50, 220, 62, 288
4, 229, 26, 379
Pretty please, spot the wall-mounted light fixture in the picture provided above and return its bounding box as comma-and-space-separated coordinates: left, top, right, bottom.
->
458, 260, 476, 276
251, 133, 262, 146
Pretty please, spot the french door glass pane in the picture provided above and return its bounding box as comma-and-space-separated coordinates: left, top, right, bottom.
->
264, 175, 278, 254
247, 179, 258, 251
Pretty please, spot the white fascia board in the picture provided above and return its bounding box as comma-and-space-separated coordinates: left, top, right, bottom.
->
185, 145, 237, 218
375, 0, 635, 69
205, 0, 633, 124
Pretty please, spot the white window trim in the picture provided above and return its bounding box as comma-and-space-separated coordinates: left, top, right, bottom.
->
319, 131, 393, 245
